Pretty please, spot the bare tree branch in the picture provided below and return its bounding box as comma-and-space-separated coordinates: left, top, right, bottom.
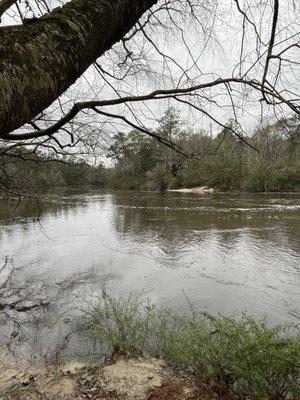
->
0, 0, 15, 21
262, 0, 279, 90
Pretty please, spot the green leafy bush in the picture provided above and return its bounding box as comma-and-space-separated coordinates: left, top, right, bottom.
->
83, 291, 300, 399
156, 310, 300, 399
83, 290, 155, 356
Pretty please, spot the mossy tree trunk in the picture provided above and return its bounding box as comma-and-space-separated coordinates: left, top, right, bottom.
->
0, 0, 158, 137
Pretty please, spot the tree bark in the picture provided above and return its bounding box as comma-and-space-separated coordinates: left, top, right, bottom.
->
0, 0, 158, 137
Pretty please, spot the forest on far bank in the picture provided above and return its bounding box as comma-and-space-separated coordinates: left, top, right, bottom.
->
1, 109, 299, 194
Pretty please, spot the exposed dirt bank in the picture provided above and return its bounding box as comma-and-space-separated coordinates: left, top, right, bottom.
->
0, 357, 210, 400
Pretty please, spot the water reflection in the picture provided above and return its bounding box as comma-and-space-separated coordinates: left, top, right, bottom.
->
0, 190, 299, 329
0, 259, 117, 365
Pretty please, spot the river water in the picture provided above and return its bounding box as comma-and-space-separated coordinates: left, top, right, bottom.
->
0, 189, 299, 363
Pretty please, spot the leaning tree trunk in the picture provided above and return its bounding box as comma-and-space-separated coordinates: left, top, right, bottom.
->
0, 0, 158, 137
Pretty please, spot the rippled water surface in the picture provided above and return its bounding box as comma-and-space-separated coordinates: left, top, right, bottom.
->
1, 189, 299, 328
1, 189, 299, 364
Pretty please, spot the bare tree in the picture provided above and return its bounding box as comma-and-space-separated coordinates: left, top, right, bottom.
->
0, 0, 299, 165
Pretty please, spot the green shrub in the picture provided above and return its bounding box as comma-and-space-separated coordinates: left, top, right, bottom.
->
83, 290, 155, 356
156, 311, 300, 399
83, 291, 300, 399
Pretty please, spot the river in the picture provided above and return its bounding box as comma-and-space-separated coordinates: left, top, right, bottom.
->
0, 189, 299, 364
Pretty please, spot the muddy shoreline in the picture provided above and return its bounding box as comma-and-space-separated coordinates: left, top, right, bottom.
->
1, 357, 208, 400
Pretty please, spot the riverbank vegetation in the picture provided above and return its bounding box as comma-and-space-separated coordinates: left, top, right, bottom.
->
1, 111, 299, 195
104, 110, 300, 192
2, 291, 299, 400
82, 291, 300, 400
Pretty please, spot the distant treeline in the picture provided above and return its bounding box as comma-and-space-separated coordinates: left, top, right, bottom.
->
104, 109, 300, 192
0, 152, 107, 192
1, 109, 299, 193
